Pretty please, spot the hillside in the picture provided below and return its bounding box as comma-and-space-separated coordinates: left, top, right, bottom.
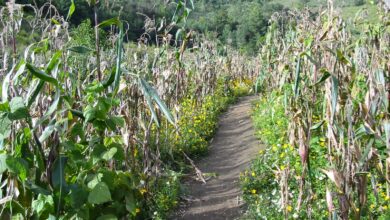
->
7, 0, 379, 54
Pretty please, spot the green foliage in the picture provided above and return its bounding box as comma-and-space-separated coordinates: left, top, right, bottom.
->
189, 1, 285, 54
242, 91, 329, 218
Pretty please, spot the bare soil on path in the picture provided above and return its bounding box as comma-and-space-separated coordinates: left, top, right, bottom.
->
171, 95, 262, 220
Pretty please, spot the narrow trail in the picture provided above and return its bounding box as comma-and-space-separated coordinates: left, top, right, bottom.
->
172, 95, 262, 220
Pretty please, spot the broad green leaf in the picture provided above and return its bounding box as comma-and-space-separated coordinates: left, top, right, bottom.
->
301, 52, 318, 67
91, 144, 105, 165
139, 78, 175, 125
0, 113, 12, 140
83, 105, 96, 122
45, 51, 61, 74
102, 67, 116, 88
314, 69, 331, 86
51, 156, 68, 189
32, 194, 55, 218
106, 116, 125, 131
86, 83, 104, 93
51, 18, 60, 25
70, 122, 85, 140
113, 23, 124, 95
88, 182, 112, 204
39, 124, 55, 143
100, 169, 116, 189
175, 28, 183, 41
0, 102, 9, 112
140, 78, 159, 126
26, 79, 44, 108
66, 0, 75, 21
12, 214, 25, 220
26, 63, 58, 86
87, 173, 103, 189
45, 87, 60, 116
0, 153, 7, 174
95, 99, 110, 120
70, 109, 84, 119
294, 57, 301, 97
97, 17, 120, 28
68, 184, 88, 208
102, 147, 117, 161
125, 193, 136, 215
25, 180, 51, 195
6, 156, 28, 181
310, 120, 325, 130
172, 1, 184, 23
336, 49, 351, 65
9, 97, 29, 120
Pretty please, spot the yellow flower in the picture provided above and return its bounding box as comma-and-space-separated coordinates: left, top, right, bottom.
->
355, 208, 360, 212
136, 208, 141, 213
287, 205, 292, 212
251, 172, 256, 177
370, 204, 375, 210
280, 165, 285, 170
251, 189, 257, 194
385, 196, 389, 201
140, 188, 147, 195
272, 145, 278, 151
383, 205, 388, 210
259, 150, 264, 154
282, 143, 288, 149
280, 152, 285, 158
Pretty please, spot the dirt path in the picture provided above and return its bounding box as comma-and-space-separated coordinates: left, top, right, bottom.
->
171, 95, 261, 220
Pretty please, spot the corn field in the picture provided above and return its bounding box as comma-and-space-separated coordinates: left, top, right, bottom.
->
0, 1, 256, 219
245, 1, 389, 219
